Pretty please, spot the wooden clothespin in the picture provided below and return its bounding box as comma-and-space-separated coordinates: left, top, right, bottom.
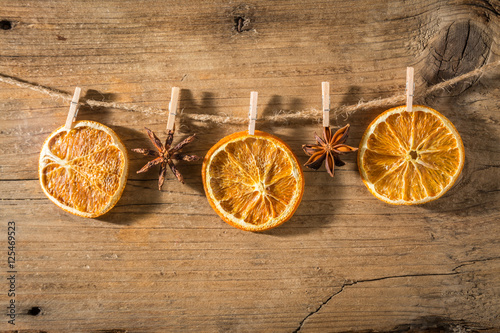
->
322, 82, 330, 127
64, 87, 82, 130
248, 91, 258, 135
166, 87, 180, 131
406, 67, 414, 113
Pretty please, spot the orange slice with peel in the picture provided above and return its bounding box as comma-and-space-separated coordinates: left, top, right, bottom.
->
202, 130, 304, 231
39, 120, 128, 217
358, 105, 464, 205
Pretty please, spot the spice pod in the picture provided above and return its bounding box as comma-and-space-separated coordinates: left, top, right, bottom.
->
302, 82, 358, 177
132, 87, 200, 191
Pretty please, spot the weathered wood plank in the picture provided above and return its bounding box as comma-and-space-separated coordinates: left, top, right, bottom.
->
0, 0, 499, 332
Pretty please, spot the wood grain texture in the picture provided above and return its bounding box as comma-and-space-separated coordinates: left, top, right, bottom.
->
0, 0, 499, 332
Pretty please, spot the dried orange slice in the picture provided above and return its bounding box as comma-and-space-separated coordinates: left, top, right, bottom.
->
358, 105, 464, 205
39, 120, 128, 217
202, 130, 304, 231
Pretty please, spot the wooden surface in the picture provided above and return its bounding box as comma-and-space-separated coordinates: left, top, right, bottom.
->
1, 0, 499, 332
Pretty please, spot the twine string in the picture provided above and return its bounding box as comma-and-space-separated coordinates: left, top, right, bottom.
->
0, 60, 498, 125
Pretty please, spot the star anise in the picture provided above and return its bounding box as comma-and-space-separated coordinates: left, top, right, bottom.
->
302, 124, 358, 177
132, 128, 200, 190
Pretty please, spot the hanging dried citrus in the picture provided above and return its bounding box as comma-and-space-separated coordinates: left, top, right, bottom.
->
202, 130, 304, 231
39, 120, 128, 217
358, 105, 464, 205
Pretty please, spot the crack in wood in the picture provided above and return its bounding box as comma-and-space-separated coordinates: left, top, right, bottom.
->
293, 258, 500, 332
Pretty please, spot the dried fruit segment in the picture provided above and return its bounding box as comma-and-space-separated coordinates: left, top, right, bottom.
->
39, 121, 128, 218
358, 105, 464, 205
203, 130, 304, 231
384, 112, 413, 151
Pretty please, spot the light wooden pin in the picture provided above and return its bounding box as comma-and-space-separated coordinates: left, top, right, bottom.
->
166, 87, 180, 131
322, 82, 330, 127
64, 87, 81, 130
248, 91, 258, 135
406, 67, 414, 113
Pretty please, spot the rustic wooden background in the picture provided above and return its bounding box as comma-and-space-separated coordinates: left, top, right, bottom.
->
1, 0, 499, 332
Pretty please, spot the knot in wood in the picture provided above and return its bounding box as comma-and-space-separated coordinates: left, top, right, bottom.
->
422, 21, 491, 95
0, 20, 12, 30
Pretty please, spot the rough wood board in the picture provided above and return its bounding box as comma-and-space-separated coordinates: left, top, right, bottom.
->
0, 0, 499, 332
